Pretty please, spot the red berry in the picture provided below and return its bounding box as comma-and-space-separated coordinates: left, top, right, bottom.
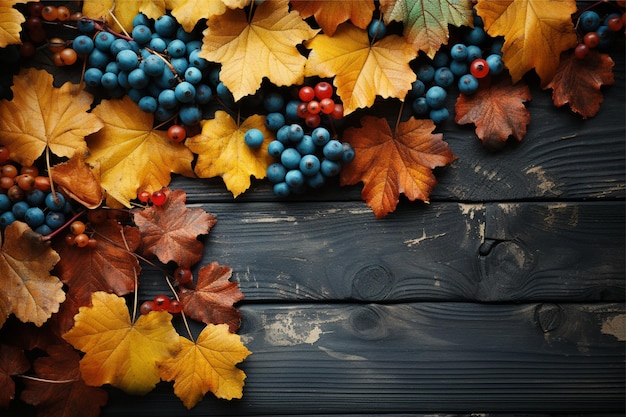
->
330, 103, 344, 120
140, 301, 154, 315
0, 147, 9, 165
153, 294, 171, 311
167, 124, 187, 143
174, 266, 193, 285
583, 32, 599, 48
168, 299, 182, 314
574, 43, 589, 59
298, 86, 315, 102
296, 102, 309, 118
138, 190, 151, 203
305, 113, 321, 128
151, 190, 167, 206
319, 98, 335, 114
314, 82, 333, 100
307, 100, 321, 114
470, 59, 489, 78
608, 16, 624, 32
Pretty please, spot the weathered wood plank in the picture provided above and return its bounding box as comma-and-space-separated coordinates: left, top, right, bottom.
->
67, 302, 626, 416
140, 201, 625, 303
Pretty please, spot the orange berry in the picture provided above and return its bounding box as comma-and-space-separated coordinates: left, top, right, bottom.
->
41, 5, 58, 21
34, 175, 51, 191
70, 220, 86, 235
59, 48, 78, 65
56, 6, 71, 21
74, 233, 89, 248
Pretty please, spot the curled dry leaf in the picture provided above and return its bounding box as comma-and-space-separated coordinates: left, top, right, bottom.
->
178, 262, 244, 332
133, 188, 217, 267
455, 75, 531, 148
291, 0, 375, 35
49, 154, 103, 209
545, 50, 615, 119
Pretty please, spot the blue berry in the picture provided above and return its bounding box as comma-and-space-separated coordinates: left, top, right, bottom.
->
167, 39, 187, 58
368, 20, 387, 40
449, 60, 468, 77
429, 107, 449, 124
101, 72, 119, 89
491, 37, 504, 56
311, 127, 330, 146
268, 140, 285, 158
45, 211, 65, 230
138, 96, 158, 113
408, 79, 426, 97
105, 61, 120, 74
0, 194, 12, 211
128, 68, 149, 89
263, 92, 285, 113
216, 82, 235, 104
155, 15, 178, 37
179, 104, 202, 125
434, 67, 454, 88
34, 224, 53, 236
273, 182, 290, 197
306, 172, 326, 189
110, 39, 131, 55
87, 48, 109, 70
285, 170, 305, 188
149, 37, 167, 53
458, 74, 479, 95
432, 51, 449, 68
128, 88, 145, 103
188, 49, 209, 70
287, 124, 304, 143
412, 97, 430, 116
195, 84, 213, 104
465, 26, 487, 46
296, 135, 316, 155
425, 86, 447, 109
265, 112, 286, 131
24, 207, 45, 228
155, 105, 176, 122
285, 100, 300, 122
323, 140, 343, 161
267, 163, 286, 183
0, 211, 15, 227
276, 125, 290, 144
84, 68, 103, 87
143, 54, 165, 76
280, 148, 301, 169
175, 81, 196, 103
156, 69, 177, 89
12, 201, 29, 219
466, 45, 482, 62
579, 10, 601, 33
486, 54, 504, 76
170, 57, 189, 75
177, 27, 196, 43
185, 40, 203, 55
72, 35, 94, 55
116, 49, 139, 71
299, 154, 321, 176
321, 159, 341, 177
450, 43, 468, 62
158, 89, 178, 109
94, 31, 115, 52
416, 64, 435, 83
77, 18, 96, 34
132, 12, 150, 27
244, 128, 265, 149
184, 67, 203, 84
341, 142, 355, 163
596, 25, 614, 50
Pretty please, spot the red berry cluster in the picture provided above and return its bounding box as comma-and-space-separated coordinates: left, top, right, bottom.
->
64, 220, 98, 248
296, 82, 344, 128
140, 294, 182, 315
137, 188, 168, 206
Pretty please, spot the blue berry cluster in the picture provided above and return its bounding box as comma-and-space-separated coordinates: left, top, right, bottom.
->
0, 190, 71, 235
73, 13, 213, 126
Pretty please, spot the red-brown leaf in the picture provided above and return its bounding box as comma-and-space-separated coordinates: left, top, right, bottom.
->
455, 75, 531, 148
545, 49, 614, 118
178, 262, 244, 333
133, 189, 217, 267
21, 344, 108, 417
0, 344, 30, 408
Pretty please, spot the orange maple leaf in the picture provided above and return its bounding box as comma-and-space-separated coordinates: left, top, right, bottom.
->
0, 68, 103, 167
199, 0, 318, 100
380, 0, 473, 58
305, 23, 417, 115
0, 222, 65, 327
455, 75, 531, 147
340, 116, 456, 218
159, 324, 251, 408
63, 292, 181, 395
545, 50, 615, 119
86, 96, 195, 208
132, 188, 217, 267
0, 1, 27, 48
0, 343, 30, 408
178, 262, 244, 332
475, 0, 578, 85
291, 0, 375, 35
186, 111, 275, 197
20, 344, 108, 417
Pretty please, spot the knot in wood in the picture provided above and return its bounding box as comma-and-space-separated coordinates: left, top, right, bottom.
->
348, 305, 389, 340
477, 240, 535, 299
535, 303, 563, 333
351, 265, 393, 301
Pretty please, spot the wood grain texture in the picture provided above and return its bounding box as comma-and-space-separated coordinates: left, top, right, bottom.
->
139, 201, 625, 303
43, 302, 622, 417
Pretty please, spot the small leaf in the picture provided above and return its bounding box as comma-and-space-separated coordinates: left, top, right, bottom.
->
305, 23, 417, 115
380, 0, 473, 58
475, 0, 578, 85
0, 222, 65, 327
291, 0, 375, 35
133, 188, 217, 267
340, 116, 456, 218
159, 324, 251, 408
63, 292, 181, 395
20, 344, 108, 417
178, 262, 244, 332
186, 111, 275, 197
49, 154, 103, 209
86, 96, 195, 208
455, 75, 531, 147
0, 68, 103, 167
0, 343, 30, 408
200, 0, 318, 100
545, 50, 615, 119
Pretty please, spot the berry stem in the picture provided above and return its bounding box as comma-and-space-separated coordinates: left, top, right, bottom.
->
40, 210, 87, 241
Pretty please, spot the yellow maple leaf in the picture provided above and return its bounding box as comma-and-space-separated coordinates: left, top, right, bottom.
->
185, 111, 274, 197
291, 0, 375, 36
166, 0, 226, 32
63, 291, 181, 395
82, 0, 166, 33
475, 0, 578, 85
0, 0, 27, 48
380, 0, 473, 58
305, 23, 417, 115
0, 68, 103, 167
86, 96, 195, 208
159, 324, 251, 408
0, 221, 65, 327
200, 0, 318, 101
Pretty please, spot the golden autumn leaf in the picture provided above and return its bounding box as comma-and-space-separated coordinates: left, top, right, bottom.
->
82, 0, 166, 32
63, 292, 181, 395
0, 68, 103, 167
545, 50, 615, 119
186, 111, 275, 197
200, 0, 318, 100
475, 0, 578, 86
340, 116, 456, 218
86, 96, 195, 208
455, 75, 531, 147
380, 0, 473, 58
0, 0, 27, 48
0, 222, 65, 327
166, 0, 226, 32
291, 0, 375, 36
305, 23, 417, 115
159, 324, 251, 408
49, 154, 103, 209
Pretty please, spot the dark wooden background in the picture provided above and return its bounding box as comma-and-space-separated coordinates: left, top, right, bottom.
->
3, 21, 625, 417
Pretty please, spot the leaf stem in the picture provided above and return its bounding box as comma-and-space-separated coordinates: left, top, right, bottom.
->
19, 375, 78, 384
394, 100, 405, 134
